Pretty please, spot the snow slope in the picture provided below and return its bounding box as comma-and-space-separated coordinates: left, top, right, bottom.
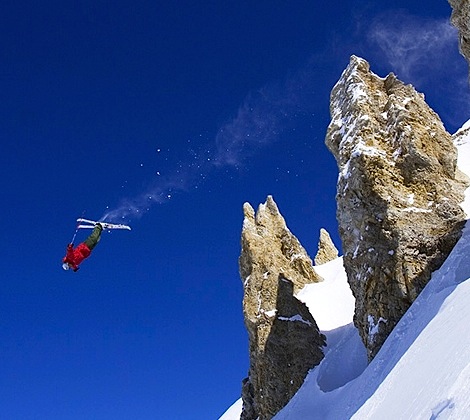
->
220, 125, 470, 420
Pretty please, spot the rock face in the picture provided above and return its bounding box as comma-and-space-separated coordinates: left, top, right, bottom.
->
314, 228, 339, 265
325, 56, 468, 360
449, 0, 470, 76
239, 195, 325, 420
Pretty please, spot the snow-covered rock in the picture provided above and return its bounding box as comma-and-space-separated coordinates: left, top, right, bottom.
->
239, 196, 325, 419
325, 55, 468, 360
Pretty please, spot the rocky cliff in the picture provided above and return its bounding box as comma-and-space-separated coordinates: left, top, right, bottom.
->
449, 0, 470, 75
239, 196, 325, 420
325, 55, 468, 360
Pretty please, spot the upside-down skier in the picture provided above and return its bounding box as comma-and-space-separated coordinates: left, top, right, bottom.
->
62, 223, 103, 271
62, 218, 131, 272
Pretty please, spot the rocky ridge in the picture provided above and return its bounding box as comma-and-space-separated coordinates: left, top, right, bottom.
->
239, 196, 325, 420
325, 55, 468, 360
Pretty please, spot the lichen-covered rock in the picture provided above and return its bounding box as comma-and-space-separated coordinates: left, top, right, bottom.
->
239, 196, 325, 420
449, 0, 470, 78
325, 56, 468, 361
314, 228, 339, 265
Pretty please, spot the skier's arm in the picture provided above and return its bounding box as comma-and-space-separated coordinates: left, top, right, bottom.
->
65, 244, 74, 258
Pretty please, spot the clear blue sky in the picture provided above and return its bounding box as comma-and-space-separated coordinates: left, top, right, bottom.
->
1, 1, 468, 419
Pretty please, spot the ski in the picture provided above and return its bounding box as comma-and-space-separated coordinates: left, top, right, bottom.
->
77, 224, 131, 230
77, 217, 102, 225
76, 218, 131, 231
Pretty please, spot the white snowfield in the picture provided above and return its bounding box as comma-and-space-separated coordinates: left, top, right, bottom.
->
220, 123, 470, 420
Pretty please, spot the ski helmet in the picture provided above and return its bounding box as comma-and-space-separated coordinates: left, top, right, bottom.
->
62, 263, 70, 271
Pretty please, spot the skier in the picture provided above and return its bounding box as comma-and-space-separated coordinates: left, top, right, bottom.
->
62, 223, 103, 271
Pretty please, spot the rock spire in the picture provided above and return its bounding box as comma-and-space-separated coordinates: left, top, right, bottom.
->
325, 56, 468, 360
239, 196, 325, 420
314, 228, 339, 265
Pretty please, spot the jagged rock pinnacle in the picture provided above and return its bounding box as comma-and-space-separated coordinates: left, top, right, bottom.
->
326, 55, 468, 360
314, 228, 339, 265
239, 195, 325, 420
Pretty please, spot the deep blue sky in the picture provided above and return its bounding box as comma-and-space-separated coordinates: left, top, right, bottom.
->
1, 1, 469, 419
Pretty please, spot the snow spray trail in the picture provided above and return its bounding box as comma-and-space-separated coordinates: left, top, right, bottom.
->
101, 65, 319, 223
103, 12, 467, 224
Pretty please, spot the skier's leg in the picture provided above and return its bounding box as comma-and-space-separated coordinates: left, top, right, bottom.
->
84, 224, 103, 250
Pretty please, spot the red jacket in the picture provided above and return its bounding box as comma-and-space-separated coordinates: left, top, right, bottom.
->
63, 243, 91, 271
